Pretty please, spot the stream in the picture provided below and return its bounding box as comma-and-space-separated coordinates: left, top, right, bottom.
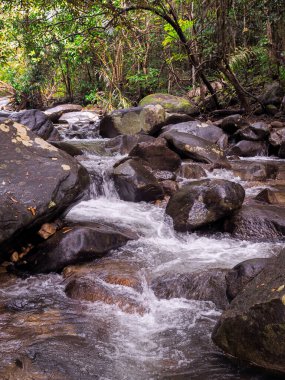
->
0, 136, 284, 379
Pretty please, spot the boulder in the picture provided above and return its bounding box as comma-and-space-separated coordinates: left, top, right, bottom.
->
151, 269, 228, 309
99, 105, 165, 138
139, 93, 199, 115
160, 180, 178, 196
255, 187, 285, 206
164, 112, 195, 125
269, 128, 285, 147
234, 127, 261, 141
0, 120, 89, 251
44, 104, 82, 122
166, 179, 245, 232
160, 121, 225, 144
104, 135, 155, 155
224, 202, 285, 240
225, 258, 269, 301
230, 160, 278, 181
249, 121, 269, 139
64, 259, 146, 314
12, 222, 138, 273
113, 158, 164, 202
162, 130, 226, 164
259, 82, 285, 106
212, 250, 285, 374
176, 163, 207, 180
49, 141, 84, 156
10, 109, 61, 141
228, 140, 268, 157
129, 137, 181, 171
220, 114, 248, 134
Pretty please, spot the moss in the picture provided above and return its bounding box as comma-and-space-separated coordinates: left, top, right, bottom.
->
139, 93, 198, 114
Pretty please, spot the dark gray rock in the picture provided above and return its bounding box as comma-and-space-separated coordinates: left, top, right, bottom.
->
10, 109, 60, 141
113, 158, 164, 202
129, 137, 181, 171
228, 140, 268, 157
162, 130, 226, 164
0, 119, 89, 252
13, 222, 138, 273
220, 114, 248, 134
212, 249, 285, 374
151, 269, 228, 309
166, 179, 245, 232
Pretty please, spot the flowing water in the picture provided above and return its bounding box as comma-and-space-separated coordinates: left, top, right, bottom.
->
0, 139, 284, 379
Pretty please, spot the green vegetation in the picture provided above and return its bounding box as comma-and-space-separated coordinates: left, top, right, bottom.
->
0, 0, 284, 111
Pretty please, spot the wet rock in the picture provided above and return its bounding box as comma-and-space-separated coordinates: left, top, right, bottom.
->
100, 105, 165, 138
13, 222, 138, 273
152, 170, 176, 181
269, 128, 285, 147
220, 114, 248, 134
64, 260, 146, 314
255, 187, 285, 206
129, 137, 181, 171
160, 121, 225, 144
228, 140, 268, 157
164, 112, 195, 125
151, 269, 228, 309
49, 141, 84, 156
234, 127, 261, 141
249, 121, 270, 139
230, 160, 278, 181
259, 82, 285, 106
212, 249, 285, 374
10, 109, 60, 141
44, 104, 82, 122
58, 111, 99, 125
0, 120, 89, 252
225, 258, 269, 301
139, 93, 199, 115
160, 180, 178, 196
113, 158, 164, 202
224, 202, 285, 241
104, 135, 155, 155
176, 163, 207, 180
166, 179, 245, 232
162, 130, 226, 164
271, 121, 284, 129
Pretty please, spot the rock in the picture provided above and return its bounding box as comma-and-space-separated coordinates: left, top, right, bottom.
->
100, 105, 165, 138
269, 128, 285, 147
220, 114, 248, 134
176, 163, 207, 180
230, 160, 278, 181
9, 109, 61, 141
255, 187, 285, 205
249, 121, 270, 139
129, 137, 181, 171
151, 269, 228, 309
0, 120, 89, 252
64, 259, 146, 314
104, 135, 155, 155
224, 202, 285, 241
49, 141, 84, 156
228, 140, 268, 157
139, 93, 199, 115
160, 180, 178, 196
166, 179, 245, 232
162, 130, 225, 164
164, 112, 195, 125
44, 104, 82, 121
212, 249, 285, 374
113, 158, 164, 202
225, 258, 269, 301
13, 222, 138, 273
266, 104, 279, 115
58, 111, 99, 125
234, 127, 260, 141
259, 82, 285, 106
271, 121, 284, 128
160, 121, 225, 144
152, 170, 176, 181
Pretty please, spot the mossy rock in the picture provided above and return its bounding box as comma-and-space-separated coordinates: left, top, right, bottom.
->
139, 93, 199, 115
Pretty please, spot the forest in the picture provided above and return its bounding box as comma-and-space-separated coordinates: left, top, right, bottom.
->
0, 0, 284, 112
